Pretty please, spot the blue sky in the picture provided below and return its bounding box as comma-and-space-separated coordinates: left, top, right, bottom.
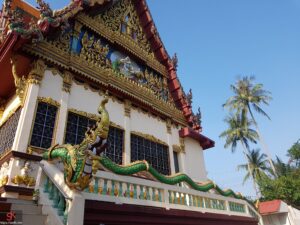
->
25, 0, 300, 197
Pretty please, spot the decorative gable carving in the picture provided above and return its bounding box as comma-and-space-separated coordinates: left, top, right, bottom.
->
97, 0, 151, 54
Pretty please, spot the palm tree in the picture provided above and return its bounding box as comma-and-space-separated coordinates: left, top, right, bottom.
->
237, 149, 269, 188
223, 76, 276, 175
272, 156, 293, 177
220, 114, 259, 196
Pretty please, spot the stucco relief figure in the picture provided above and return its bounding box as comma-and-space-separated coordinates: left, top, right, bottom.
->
119, 56, 141, 77
0, 162, 9, 187
11, 161, 36, 187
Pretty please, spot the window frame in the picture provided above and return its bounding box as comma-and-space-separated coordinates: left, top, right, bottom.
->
29, 98, 60, 150
130, 132, 170, 175
64, 110, 125, 165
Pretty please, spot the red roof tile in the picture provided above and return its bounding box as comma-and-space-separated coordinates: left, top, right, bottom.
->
259, 200, 281, 215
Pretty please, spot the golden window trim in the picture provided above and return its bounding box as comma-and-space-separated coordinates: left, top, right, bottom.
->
68, 108, 100, 121
172, 144, 185, 154
110, 121, 124, 130
37, 97, 60, 108
68, 108, 124, 130
131, 131, 168, 146
28, 97, 60, 151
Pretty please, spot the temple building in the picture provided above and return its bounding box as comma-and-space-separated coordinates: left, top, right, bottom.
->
0, 0, 261, 224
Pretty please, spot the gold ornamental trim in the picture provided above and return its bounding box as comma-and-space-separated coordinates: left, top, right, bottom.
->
22, 41, 187, 126
131, 131, 168, 146
27, 59, 47, 85
110, 121, 124, 130
38, 97, 60, 108
68, 108, 100, 121
77, 13, 168, 77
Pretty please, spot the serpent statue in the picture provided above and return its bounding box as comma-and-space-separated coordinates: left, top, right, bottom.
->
42, 96, 250, 204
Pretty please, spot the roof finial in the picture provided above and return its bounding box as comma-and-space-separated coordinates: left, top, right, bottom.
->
171, 53, 178, 71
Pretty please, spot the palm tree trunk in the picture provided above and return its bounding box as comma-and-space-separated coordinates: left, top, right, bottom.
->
248, 105, 277, 176
240, 141, 260, 198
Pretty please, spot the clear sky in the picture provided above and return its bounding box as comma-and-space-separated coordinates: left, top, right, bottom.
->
25, 0, 300, 198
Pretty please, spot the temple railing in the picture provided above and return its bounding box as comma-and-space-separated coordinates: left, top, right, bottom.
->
37, 161, 85, 225
37, 161, 262, 225
83, 170, 262, 220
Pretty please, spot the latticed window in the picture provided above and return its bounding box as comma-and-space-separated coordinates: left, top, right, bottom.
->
131, 134, 170, 175
0, 108, 21, 154
64, 112, 96, 145
104, 126, 124, 165
64, 112, 124, 164
30, 102, 58, 149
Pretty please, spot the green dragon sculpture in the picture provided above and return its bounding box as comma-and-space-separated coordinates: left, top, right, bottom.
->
42, 97, 249, 203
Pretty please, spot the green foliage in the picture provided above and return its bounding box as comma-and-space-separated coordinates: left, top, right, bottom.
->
238, 149, 269, 184
258, 169, 300, 208
287, 140, 300, 167
223, 76, 272, 122
219, 114, 258, 152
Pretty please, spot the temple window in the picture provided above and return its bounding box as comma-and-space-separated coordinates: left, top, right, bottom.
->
64, 112, 96, 145
30, 102, 58, 149
64, 111, 124, 164
0, 108, 21, 154
131, 134, 170, 175
173, 151, 180, 173
106, 126, 124, 165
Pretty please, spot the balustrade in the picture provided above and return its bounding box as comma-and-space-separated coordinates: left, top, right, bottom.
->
43, 176, 69, 225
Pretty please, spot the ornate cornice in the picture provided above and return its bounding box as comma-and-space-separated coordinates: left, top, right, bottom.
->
27, 59, 47, 85
77, 13, 168, 77
37, 97, 60, 108
131, 131, 168, 146
22, 42, 187, 126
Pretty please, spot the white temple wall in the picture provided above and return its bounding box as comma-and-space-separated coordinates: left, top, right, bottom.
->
183, 137, 207, 181
130, 108, 167, 142
38, 70, 63, 102
69, 82, 124, 127
170, 125, 180, 146
34, 70, 208, 178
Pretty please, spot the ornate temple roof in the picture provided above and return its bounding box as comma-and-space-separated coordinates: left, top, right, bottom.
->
0, 0, 214, 150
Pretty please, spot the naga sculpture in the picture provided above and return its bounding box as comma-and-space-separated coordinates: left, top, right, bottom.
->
43, 96, 110, 190
43, 96, 251, 205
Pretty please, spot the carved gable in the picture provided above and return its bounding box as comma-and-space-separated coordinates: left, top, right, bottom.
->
98, 0, 151, 54
23, 0, 188, 125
